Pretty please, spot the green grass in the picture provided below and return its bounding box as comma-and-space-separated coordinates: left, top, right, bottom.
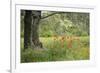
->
21, 36, 90, 63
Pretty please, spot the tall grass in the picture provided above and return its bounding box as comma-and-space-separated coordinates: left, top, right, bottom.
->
21, 36, 89, 63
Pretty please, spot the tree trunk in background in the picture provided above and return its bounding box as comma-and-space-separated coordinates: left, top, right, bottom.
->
31, 11, 43, 49
24, 10, 32, 49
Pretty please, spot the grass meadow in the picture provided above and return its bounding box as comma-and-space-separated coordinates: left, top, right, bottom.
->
21, 36, 89, 63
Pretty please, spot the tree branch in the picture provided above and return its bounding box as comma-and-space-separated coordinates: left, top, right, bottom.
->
41, 12, 58, 19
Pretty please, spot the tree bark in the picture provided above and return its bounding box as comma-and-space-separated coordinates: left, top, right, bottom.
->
31, 11, 43, 49
24, 10, 43, 49
24, 10, 32, 49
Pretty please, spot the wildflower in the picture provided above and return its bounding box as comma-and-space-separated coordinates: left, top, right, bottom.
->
67, 36, 73, 49
60, 36, 66, 48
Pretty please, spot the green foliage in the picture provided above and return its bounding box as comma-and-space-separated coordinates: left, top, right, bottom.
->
39, 30, 53, 37
80, 37, 89, 47
38, 11, 89, 37
67, 25, 88, 36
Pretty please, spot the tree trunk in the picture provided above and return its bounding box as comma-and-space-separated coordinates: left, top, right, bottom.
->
24, 10, 43, 49
24, 10, 32, 49
31, 11, 43, 49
